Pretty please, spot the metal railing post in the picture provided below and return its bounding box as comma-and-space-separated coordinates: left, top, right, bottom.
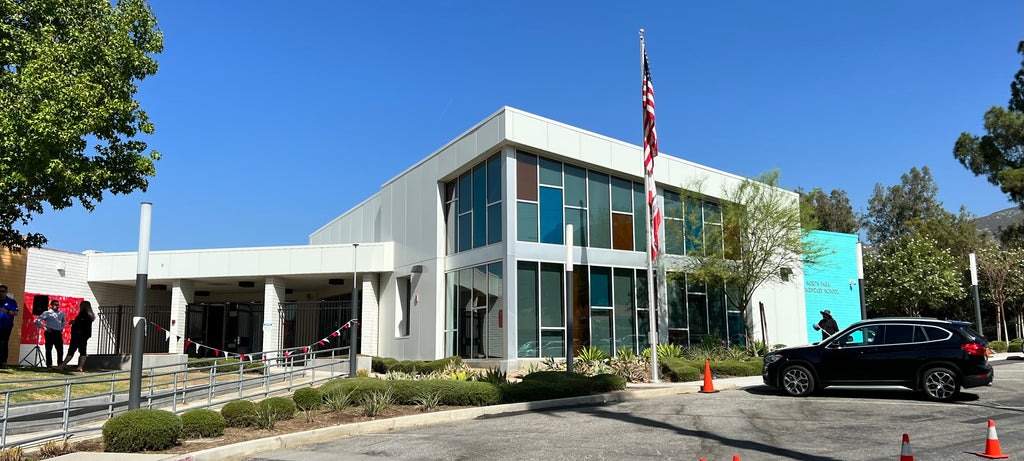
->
62, 382, 72, 435
208, 362, 215, 407
2, 392, 9, 447
238, 360, 244, 398
108, 373, 116, 419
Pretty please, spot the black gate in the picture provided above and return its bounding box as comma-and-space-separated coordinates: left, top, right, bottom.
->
279, 301, 352, 355
95, 305, 172, 355
185, 302, 265, 358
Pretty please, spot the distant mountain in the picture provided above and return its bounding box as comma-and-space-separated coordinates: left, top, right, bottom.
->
974, 206, 1024, 237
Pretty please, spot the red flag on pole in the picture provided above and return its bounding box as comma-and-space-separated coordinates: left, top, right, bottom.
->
642, 41, 661, 260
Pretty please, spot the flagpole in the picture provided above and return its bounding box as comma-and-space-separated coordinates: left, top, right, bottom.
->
640, 29, 659, 383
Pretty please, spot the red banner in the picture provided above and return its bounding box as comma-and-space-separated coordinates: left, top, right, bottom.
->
20, 293, 83, 345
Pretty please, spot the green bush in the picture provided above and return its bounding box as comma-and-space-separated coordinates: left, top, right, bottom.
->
589, 373, 627, 392
321, 377, 391, 403
221, 400, 257, 427
372, 356, 398, 374
102, 409, 181, 453
709, 360, 762, 377
369, 356, 462, 375
989, 341, 1008, 353
293, 387, 323, 411
180, 409, 226, 439
257, 397, 296, 421
1007, 338, 1022, 353
520, 371, 594, 395
323, 377, 501, 406
501, 379, 592, 403
186, 357, 264, 374
660, 357, 701, 382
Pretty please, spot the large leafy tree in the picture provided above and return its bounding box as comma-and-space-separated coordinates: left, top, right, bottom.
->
976, 244, 1023, 341
796, 187, 859, 233
673, 170, 831, 348
0, 0, 163, 250
863, 166, 949, 244
953, 40, 1024, 207
864, 235, 962, 318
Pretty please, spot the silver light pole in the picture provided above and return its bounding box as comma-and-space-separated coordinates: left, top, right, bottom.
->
970, 252, 982, 336
856, 242, 866, 319
128, 202, 152, 410
564, 224, 574, 374
349, 244, 359, 378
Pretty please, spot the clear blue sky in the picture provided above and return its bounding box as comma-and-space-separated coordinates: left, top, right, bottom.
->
26, 1, 1024, 253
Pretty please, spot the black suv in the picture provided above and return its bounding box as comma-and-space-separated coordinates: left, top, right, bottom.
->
762, 318, 992, 401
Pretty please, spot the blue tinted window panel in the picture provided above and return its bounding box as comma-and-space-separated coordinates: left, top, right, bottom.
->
459, 174, 472, 213
664, 190, 682, 218
565, 207, 587, 246
517, 202, 538, 242
538, 157, 562, 186
564, 164, 587, 207
589, 266, 611, 307
708, 283, 726, 341
667, 275, 686, 329
688, 293, 708, 336
446, 272, 457, 331
588, 172, 611, 249
539, 186, 564, 244
458, 214, 472, 252
540, 262, 564, 328
613, 268, 635, 352
487, 155, 501, 203
517, 262, 539, 358
611, 177, 633, 212
703, 201, 721, 224
636, 270, 648, 310
541, 330, 565, 358
637, 310, 650, 352
473, 165, 486, 248
487, 203, 502, 245
666, 220, 685, 255
590, 309, 613, 356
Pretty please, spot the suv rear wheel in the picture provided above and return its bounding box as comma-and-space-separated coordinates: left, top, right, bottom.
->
921, 367, 960, 402
781, 364, 815, 397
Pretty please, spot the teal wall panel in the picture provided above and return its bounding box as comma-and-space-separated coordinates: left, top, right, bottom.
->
803, 231, 861, 343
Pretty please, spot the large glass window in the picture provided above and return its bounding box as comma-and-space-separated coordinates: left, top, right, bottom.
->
539, 187, 564, 244
516, 261, 566, 358
517, 262, 539, 358
444, 154, 502, 254
666, 272, 735, 346
588, 171, 611, 249
446, 261, 503, 359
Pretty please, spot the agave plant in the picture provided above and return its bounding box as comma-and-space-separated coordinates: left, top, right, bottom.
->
615, 346, 636, 361
578, 345, 609, 362
656, 343, 685, 359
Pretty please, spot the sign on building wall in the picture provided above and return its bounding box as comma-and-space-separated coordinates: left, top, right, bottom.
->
803, 231, 861, 342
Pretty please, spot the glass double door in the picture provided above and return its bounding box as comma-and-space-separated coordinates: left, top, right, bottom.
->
186, 302, 262, 357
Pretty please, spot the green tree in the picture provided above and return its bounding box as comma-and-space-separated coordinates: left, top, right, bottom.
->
953, 40, 1024, 208
863, 166, 949, 244
864, 235, 962, 317
673, 170, 831, 349
0, 0, 163, 250
796, 187, 859, 233
976, 244, 1023, 341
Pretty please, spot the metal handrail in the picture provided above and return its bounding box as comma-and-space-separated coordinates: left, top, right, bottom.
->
0, 345, 353, 449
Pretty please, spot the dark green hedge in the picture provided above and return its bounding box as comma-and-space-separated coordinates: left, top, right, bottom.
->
370, 356, 462, 374
293, 387, 323, 411
221, 400, 257, 427
181, 409, 225, 439
709, 360, 761, 377
320, 378, 501, 406
103, 409, 182, 453
660, 357, 701, 382
590, 373, 627, 392
257, 397, 296, 420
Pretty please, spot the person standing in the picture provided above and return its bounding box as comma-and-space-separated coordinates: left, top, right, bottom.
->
59, 301, 95, 371
816, 309, 839, 340
34, 299, 66, 368
0, 285, 18, 369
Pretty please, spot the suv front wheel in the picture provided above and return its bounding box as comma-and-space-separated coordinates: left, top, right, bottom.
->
781, 364, 815, 397
921, 367, 960, 402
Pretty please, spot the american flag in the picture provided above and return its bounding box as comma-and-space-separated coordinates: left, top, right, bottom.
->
642, 45, 661, 260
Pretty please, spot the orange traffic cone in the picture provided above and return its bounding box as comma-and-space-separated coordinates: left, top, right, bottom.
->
976, 419, 1009, 458
899, 433, 913, 461
733, 456, 740, 461
700, 360, 718, 393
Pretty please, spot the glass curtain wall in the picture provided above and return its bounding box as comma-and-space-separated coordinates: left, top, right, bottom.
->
445, 154, 502, 254
445, 262, 504, 359
665, 272, 735, 346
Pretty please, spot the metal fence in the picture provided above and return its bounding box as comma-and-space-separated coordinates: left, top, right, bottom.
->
0, 345, 351, 449
95, 306, 172, 355
280, 301, 353, 353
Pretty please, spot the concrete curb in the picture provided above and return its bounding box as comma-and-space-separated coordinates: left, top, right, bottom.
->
157, 381, 748, 461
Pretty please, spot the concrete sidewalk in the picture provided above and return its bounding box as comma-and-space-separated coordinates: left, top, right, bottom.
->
49, 351, 1024, 461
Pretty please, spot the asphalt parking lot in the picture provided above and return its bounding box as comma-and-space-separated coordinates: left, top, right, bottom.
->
242, 358, 1023, 461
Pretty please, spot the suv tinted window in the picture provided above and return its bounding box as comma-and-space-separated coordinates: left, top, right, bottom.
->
920, 325, 951, 342
835, 325, 881, 347
881, 324, 913, 344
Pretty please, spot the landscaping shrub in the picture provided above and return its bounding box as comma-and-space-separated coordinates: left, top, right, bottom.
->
589, 373, 627, 392
372, 356, 398, 374
257, 397, 296, 421
501, 379, 591, 403
361, 388, 395, 416
356, 369, 370, 377
321, 377, 390, 402
520, 371, 594, 395
1007, 338, 1022, 353
38, 440, 73, 458
370, 355, 462, 375
102, 409, 182, 453
659, 357, 701, 382
710, 360, 762, 377
989, 341, 1008, 353
181, 409, 226, 439
293, 387, 323, 411
221, 400, 257, 427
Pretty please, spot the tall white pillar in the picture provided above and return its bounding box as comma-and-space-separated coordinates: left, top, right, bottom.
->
360, 274, 379, 357
169, 280, 194, 354
262, 277, 286, 358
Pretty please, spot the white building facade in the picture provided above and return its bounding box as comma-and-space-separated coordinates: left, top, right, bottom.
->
16, 107, 809, 370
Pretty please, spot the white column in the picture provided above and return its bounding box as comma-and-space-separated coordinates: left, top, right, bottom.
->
360, 273, 379, 357
169, 280, 194, 354
262, 277, 286, 358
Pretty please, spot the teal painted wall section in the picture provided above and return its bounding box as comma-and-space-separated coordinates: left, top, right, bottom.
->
803, 231, 861, 342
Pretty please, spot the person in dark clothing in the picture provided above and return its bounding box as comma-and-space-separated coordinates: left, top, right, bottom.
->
0, 285, 18, 369
816, 310, 839, 340
34, 299, 66, 368
59, 301, 95, 371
